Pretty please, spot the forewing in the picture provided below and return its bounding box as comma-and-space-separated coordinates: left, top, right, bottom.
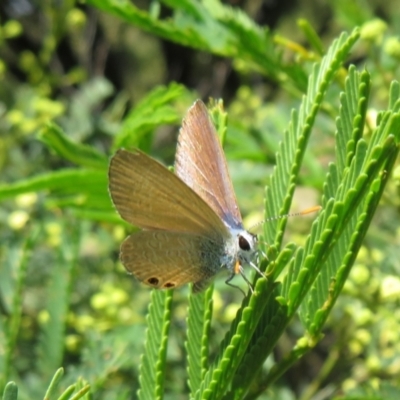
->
120, 231, 221, 290
175, 100, 243, 229
109, 149, 228, 237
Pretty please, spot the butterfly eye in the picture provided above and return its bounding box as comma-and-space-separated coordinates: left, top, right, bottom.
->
147, 277, 159, 286
238, 235, 251, 251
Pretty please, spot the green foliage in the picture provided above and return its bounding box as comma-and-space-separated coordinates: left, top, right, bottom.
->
37, 224, 81, 379
138, 290, 173, 400
186, 286, 213, 397
1, 1, 400, 399
0, 230, 37, 391
88, 0, 296, 89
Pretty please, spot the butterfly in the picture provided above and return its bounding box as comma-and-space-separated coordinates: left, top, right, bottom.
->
109, 100, 262, 292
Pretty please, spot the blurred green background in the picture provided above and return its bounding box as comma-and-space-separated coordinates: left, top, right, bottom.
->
1, 0, 400, 399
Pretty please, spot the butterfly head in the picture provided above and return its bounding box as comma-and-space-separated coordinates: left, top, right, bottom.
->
236, 230, 258, 265
221, 228, 261, 293
224, 229, 258, 269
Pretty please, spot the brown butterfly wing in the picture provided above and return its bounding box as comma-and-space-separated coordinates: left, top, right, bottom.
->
175, 100, 243, 229
121, 231, 223, 290
109, 149, 229, 237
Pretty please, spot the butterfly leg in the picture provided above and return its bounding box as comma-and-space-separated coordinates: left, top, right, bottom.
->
248, 261, 267, 279
238, 266, 255, 294
259, 249, 268, 259
225, 272, 248, 296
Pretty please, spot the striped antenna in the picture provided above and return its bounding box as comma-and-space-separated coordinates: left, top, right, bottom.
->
249, 205, 322, 231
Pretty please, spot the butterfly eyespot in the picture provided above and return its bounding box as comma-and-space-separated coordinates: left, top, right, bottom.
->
163, 282, 175, 288
238, 235, 251, 251
147, 277, 159, 286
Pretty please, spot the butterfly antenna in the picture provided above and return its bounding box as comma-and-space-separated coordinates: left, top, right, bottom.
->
249, 205, 322, 231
